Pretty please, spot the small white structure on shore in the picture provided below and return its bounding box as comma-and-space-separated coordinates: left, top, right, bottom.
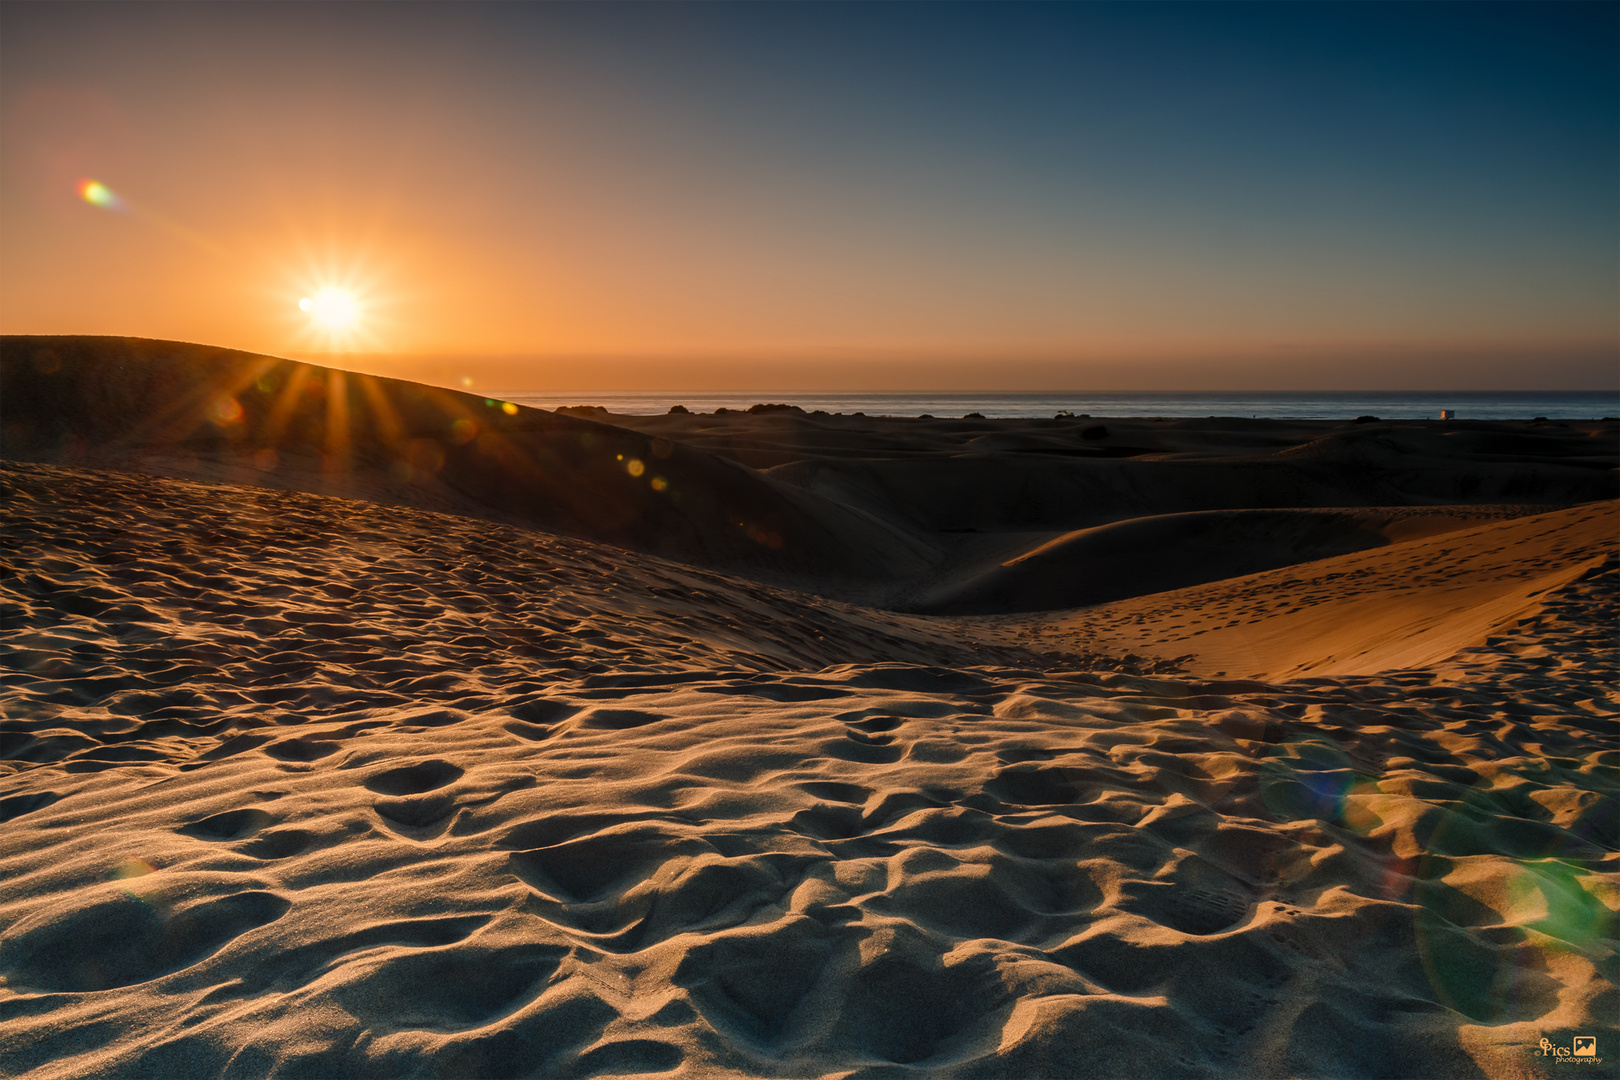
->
1439, 409, 1455, 420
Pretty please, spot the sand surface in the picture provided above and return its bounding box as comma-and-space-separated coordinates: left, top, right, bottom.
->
2, 337, 1617, 1079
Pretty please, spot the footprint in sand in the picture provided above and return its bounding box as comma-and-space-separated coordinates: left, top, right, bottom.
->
577, 707, 667, 730
181, 807, 276, 841
365, 759, 465, 837
374, 795, 459, 833
0, 880, 291, 993
263, 737, 341, 762
673, 918, 832, 1049
1167, 885, 1254, 936
1116, 859, 1255, 937
364, 759, 463, 795
503, 719, 559, 742
502, 699, 579, 741
508, 826, 740, 949
798, 781, 872, 805
823, 713, 903, 764
318, 937, 568, 1036
237, 828, 319, 860
0, 785, 59, 823
986, 763, 1080, 807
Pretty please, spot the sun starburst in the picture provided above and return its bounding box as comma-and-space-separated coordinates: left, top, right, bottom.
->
299, 288, 360, 331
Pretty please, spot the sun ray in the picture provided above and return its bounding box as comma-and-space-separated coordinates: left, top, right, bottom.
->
354, 373, 408, 447
323, 369, 352, 479
123, 355, 280, 453
259, 363, 313, 452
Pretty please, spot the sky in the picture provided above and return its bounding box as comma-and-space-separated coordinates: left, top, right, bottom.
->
1, 1, 1615, 391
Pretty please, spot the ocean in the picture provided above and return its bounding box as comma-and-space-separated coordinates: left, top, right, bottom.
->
492, 389, 1618, 421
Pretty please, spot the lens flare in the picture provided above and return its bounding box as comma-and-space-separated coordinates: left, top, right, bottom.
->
109, 859, 155, 880
77, 179, 123, 210
209, 396, 243, 425
1258, 737, 1357, 822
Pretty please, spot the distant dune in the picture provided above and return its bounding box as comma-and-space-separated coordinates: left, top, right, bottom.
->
2, 336, 1615, 1079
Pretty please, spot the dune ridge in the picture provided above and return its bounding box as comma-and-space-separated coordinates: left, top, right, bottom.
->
2, 337, 1617, 1079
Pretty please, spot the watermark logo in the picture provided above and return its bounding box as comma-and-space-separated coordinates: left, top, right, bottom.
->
1537, 1035, 1602, 1065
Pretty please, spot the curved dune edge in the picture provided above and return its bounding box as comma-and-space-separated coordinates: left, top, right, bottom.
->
1004, 501, 1618, 681
904, 505, 1543, 614
2, 461, 1616, 1079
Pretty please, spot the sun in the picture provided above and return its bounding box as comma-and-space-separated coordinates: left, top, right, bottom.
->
277, 254, 393, 353
299, 288, 360, 331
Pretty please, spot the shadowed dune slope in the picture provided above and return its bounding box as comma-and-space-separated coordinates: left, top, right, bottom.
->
604, 411, 1620, 530
0, 336, 935, 590
906, 506, 1538, 614
763, 443, 1615, 535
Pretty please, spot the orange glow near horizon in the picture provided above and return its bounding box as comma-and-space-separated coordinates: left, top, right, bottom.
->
6, 158, 1611, 391
1, 5, 1614, 390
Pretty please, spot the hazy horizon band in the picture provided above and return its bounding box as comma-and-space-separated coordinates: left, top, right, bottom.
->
491, 389, 1619, 421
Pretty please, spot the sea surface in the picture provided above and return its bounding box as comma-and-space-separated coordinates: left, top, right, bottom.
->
494, 389, 1618, 421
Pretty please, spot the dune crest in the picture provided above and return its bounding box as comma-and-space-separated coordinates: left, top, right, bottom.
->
1, 336, 936, 589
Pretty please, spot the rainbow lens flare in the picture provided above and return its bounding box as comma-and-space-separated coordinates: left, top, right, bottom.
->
77, 179, 123, 210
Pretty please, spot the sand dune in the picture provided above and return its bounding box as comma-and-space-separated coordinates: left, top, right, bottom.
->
2, 337, 1617, 1079
1, 336, 936, 590
1002, 501, 1619, 680
905, 505, 1538, 614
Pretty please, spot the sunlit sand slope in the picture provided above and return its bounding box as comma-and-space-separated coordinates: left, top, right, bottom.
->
3, 462, 1615, 1080
1006, 502, 1618, 680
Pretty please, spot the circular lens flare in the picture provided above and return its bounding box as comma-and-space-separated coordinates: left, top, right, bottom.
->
77, 179, 123, 210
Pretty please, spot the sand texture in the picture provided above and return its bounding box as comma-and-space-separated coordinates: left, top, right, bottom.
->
2, 337, 1617, 1079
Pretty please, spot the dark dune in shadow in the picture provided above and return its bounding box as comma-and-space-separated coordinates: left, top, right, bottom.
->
0, 336, 932, 589
904, 506, 1527, 614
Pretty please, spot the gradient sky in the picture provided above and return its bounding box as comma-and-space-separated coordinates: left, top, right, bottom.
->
2, 1, 1615, 390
